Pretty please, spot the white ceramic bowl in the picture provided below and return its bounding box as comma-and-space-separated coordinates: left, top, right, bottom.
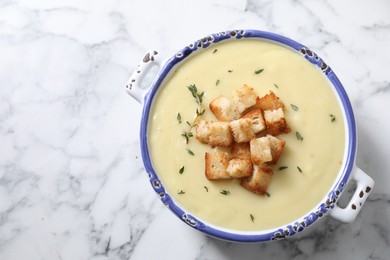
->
126, 30, 374, 242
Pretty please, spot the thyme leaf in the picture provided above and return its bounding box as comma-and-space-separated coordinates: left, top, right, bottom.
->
179, 166, 184, 174
216, 79, 220, 86
177, 113, 182, 123
204, 186, 209, 192
265, 192, 271, 197
187, 148, 195, 156
250, 214, 255, 223
254, 69, 264, 74
178, 190, 185, 194
329, 114, 336, 122
220, 190, 230, 195
296, 131, 304, 141
274, 84, 279, 89
279, 166, 288, 171
297, 166, 303, 173
291, 104, 299, 111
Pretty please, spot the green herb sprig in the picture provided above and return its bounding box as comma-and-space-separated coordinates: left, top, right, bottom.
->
296, 131, 304, 141
179, 84, 205, 145
220, 190, 230, 195
254, 69, 264, 74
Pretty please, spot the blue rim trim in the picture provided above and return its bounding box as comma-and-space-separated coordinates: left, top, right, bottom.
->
139, 30, 356, 242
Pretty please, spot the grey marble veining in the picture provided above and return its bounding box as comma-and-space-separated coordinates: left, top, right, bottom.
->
0, 0, 389, 259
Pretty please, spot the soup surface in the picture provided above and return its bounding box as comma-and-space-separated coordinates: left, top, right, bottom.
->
148, 39, 345, 231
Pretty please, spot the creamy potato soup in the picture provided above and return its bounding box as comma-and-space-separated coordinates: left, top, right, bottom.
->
148, 39, 345, 231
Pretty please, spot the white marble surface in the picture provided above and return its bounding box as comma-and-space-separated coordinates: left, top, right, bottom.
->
0, 0, 389, 259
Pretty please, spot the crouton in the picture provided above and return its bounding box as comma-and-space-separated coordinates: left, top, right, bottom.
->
250, 137, 272, 164
232, 84, 258, 113
196, 120, 210, 144
240, 163, 273, 195
242, 108, 266, 134
209, 96, 240, 122
255, 91, 285, 111
229, 118, 256, 143
226, 158, 253, 178
267, 134, 286, 164
208, 122, 233, 147
205, 152, 230, 180
231, 142, 251, 160
263, 108, 291, 135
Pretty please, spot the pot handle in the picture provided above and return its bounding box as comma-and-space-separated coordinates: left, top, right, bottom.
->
329, 166, 374, 223
125, 50, 160, 103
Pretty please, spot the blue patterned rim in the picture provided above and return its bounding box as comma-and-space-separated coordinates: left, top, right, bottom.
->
139, 30, 356, 242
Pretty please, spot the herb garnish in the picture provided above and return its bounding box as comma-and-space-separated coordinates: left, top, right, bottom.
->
291, 104, 299, 111
187, 148, 195, 156
279, 166, 288, 171
297, 166, 303, 173
296, 131, 304, 141
178, 190, 185, 194
177, 113, 182, 123
250, 214, 255, 223
274, 84, 279, 89
204, 186, 209, 192
181, 131, 193, 144
254, 69, 264, 74
220, 190, 230, 195
180, 84, 205, 144
228, 70, 233, 73
265, 192, 271, 197
179, 166, 185, 174
216, 79, 220, 86
329, 114, 336, 122
212, 49, 218, 54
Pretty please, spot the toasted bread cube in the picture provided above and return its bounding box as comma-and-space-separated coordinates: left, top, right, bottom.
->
205, 152, 230, 180
264, 108, 291, 135
231, 142, 251, 160
232, 84, 258, 113
256, 91, 285, 111
240, 163, 273, 195
226, 158, 253, 178
242, 108, 266, 134
196, 120, 210, 144
229, 118, 255, 143
250, 137, 272, 164
208, 122, 233, 147
209, 96, 240, 122
267, 134, 286, 164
